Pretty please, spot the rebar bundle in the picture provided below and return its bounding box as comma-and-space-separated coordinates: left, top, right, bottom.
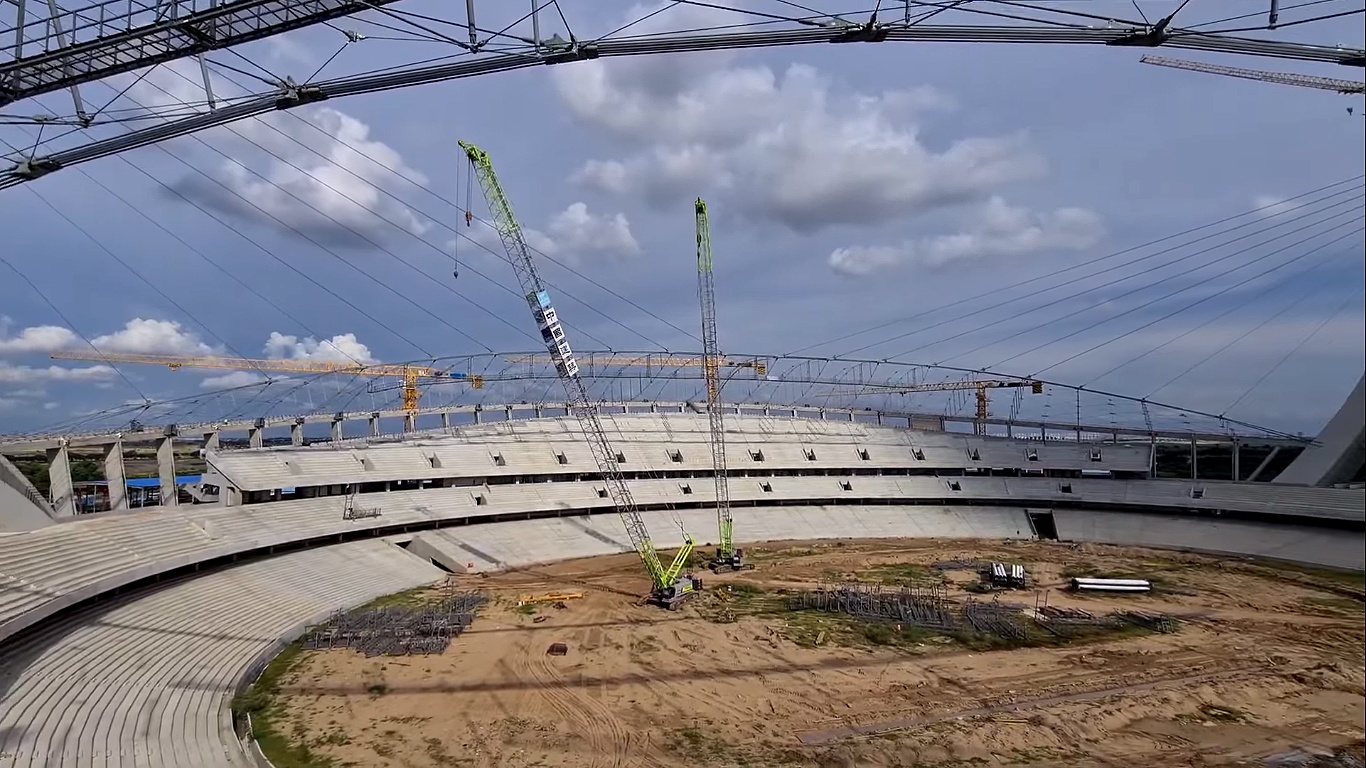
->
789, 584, 959, 632
301, 591, 487, 657
1114, 610, 1180, 634
963, 597, 1030, 641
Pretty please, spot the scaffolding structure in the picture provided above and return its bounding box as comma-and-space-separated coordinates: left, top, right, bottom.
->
301, 585, 486, 657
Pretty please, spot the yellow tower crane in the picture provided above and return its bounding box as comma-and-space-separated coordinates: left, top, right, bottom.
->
48, 351, 484, 416
1139, 55, 1365, 95
822, 378, 1044, 435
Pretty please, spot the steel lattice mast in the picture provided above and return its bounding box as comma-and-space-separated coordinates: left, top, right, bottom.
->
458, 139, 693, 595
695, 198, 734, 561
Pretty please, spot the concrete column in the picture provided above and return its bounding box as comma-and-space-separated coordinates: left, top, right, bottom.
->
249, 427, 264, 448
649, 403, 658, 413
45, 443, 77, 517
1190, 438, 1199, 480
291, 418, 305, 446
202, 431, 220, 451
331, 418, 344, 442
369, 413, 381, 437
440, 411, 451, 430
819, 409, 827, 420
504, 406, 513, 422
473, 406, 482, 424
1231, 441, 1241, 481
403, 412, 416, 433
103, 439, 128, 511
156, 436, 178, 507
876, 412, 883, 426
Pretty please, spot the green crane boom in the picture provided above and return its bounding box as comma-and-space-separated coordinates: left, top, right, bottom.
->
696, 199, 734, 559
459, 140, 697, 604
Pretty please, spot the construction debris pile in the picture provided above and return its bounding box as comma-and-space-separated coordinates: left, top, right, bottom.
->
301, 589, 487, 657
789, 584, 1178, 642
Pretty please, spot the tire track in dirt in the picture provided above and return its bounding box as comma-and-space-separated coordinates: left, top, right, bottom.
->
797, 666, 1267, 745
517, 646, 634, 768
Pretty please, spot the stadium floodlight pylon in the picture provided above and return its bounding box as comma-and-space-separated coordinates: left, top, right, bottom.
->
459, 139, 701, 610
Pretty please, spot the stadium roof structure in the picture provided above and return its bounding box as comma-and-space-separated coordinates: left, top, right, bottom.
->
4, 350, 1319, 444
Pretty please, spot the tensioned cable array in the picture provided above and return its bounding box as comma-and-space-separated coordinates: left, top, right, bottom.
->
1, 0, 1360, 187
800, 177, 1364, 357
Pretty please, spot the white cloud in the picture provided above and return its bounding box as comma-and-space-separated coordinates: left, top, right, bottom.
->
1252, 194, 1296, 219
829, 197, 1105, 276
0, 317, 216, 356
124, 62, 429, 248
0, 362, 118, 384
553, 50, 1043, 230
0, 321, 79, 354
457, 202, 641, 265
533, 203, 641, 262
263, 332, 378, 364
90, 318, 218, 355
200, 371, 269, 390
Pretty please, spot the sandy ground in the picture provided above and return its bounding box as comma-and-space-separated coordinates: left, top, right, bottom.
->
271, 539, 1366, 767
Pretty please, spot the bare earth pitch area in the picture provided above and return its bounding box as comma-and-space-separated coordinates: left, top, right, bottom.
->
245, 539, 1366, 768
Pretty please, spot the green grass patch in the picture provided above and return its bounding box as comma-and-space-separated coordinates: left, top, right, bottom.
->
359, 585, 437, 609
231, 642, 337, 768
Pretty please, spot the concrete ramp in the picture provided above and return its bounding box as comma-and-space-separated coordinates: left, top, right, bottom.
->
408, 530, 501, 572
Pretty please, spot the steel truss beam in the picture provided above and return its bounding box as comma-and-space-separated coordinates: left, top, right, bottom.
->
0, 0, 402, 108
2, 19, 1362, 189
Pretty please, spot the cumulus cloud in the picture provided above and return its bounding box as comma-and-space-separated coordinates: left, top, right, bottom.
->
124, 62, 429, 249
0, 362, 117, 384
0, 317, 217, 356
263, 332, 378, 364
457, 202, 641, 265
200, 371, 269, 390
553, 46, 1044, 230
0, 321, 79, 354
829, 197, 1105, 277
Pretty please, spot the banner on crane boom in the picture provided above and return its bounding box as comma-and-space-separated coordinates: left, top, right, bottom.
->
529, 290, 580, 378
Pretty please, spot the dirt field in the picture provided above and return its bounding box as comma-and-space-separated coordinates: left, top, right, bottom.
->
260, 539, 1366, 767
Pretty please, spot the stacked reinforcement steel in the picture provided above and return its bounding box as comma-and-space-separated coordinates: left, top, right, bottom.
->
302, 590, 487, 656
788, 584, 959, 632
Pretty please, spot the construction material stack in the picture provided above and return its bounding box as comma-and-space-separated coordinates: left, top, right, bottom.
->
459, 140, 701, 610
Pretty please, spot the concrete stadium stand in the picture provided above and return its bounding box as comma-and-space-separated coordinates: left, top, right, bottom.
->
0, 414, 1362, 766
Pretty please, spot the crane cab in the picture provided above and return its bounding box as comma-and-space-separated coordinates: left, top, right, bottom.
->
650, 574, 704, 611
709, 547, 755, 574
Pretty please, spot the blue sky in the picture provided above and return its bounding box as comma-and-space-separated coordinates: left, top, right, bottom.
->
0, 0, 1362, 435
